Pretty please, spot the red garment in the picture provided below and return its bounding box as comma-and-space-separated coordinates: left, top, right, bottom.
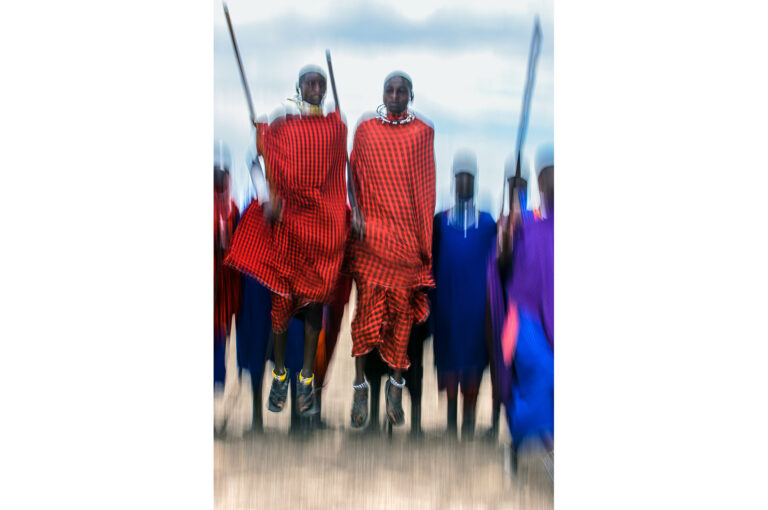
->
313, 272, 353, 386
269, 292, 309, 333
346, 112, 436, 369
347, 114, 436, 289
214, 195, 241, 341
351, 280, 429, 370
225, 110, 348, 331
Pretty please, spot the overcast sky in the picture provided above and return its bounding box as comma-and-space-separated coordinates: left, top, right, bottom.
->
214, 0, 553, 214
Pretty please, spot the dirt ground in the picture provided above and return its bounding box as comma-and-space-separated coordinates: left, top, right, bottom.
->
214, 290, 553, 509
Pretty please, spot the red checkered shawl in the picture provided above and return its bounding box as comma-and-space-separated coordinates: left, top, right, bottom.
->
225, 110, 348, 304
214, 195, 241, 339
347, 113, 436, 290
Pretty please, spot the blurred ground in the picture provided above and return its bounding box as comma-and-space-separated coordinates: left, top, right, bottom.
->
214, 290, 553, 509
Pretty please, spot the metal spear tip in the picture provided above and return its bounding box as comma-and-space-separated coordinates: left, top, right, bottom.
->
223, 2, 229, 14
325, 49, 331, 59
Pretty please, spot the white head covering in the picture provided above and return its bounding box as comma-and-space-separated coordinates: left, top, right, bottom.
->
295, 64, 328, 106
384, 70, 413, 89
297, 64, 327, 84
383, 70, 414, 101
214, 140, 231, 172
452, 148, 478, 177
533, 142, 554, 177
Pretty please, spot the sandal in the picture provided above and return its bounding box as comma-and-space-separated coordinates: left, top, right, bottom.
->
267, 368, 289, 412
350, 380, 369, 428
297, 372, 319, 417
385, 375, 405, 426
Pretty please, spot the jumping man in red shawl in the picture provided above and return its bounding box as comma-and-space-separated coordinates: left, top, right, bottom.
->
347, 71, 436, 428
225, 65, 348, 417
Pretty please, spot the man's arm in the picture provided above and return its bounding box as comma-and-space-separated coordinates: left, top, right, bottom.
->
416, 127, 436, 271
255, 123, 282, 224
349, 122, 366, 239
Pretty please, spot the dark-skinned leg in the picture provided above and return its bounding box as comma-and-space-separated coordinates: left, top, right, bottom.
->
386, 368, 405, 425
300, 305, 321, 379
354, 354, 366, 385
446, 380, 459, 439
350, 354, 369, 428
364, 354, 382, 432
461, 385, 479, 441
250, 369, 264, 432
289, 378, 300, 433
273, 329, 287, 375
385, 295, 412, 427
406, 326, 425, 437
267, 328, 290, 412
368, 376, 381, 432
410, 392, 422, 438
297, 304, 321, 416
489, 398, 501, 439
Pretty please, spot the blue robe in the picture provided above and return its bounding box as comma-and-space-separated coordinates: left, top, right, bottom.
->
431, 209, 496, 390
214, 333, 226, 386
235, 275, 272, 383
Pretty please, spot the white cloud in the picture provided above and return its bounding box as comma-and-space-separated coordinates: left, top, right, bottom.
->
216, 0, 551, 25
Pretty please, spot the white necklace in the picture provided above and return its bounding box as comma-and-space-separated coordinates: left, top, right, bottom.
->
376, 104, 415, 125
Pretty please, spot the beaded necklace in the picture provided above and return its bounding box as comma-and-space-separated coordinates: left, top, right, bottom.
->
376, 104, 415, 125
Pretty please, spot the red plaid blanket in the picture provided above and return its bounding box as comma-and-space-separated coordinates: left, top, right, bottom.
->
225, 111, 348, 306
345, 112, 436, 369
347, 114, 436, 289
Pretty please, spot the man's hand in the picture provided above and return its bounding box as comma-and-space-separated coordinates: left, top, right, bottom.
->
351, 207, 365, 240
263, 196, 283, 226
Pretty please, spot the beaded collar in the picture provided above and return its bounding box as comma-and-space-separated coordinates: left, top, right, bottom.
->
376, 104, 415, 125
286, 97, 325, 117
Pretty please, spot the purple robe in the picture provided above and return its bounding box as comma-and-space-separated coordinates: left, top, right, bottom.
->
506, 216, 553, 347
486, 188, 544, 402
503, 214, 554, 446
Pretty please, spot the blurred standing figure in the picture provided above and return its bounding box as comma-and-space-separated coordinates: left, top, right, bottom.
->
346, 71, 436, 429
214, 141, 241, 434
431, 150, 496, 440
234, 272, 270, 433
485, 153, 540, 440
232, 151, 273, 434
496, 144, 554, 471
226, 65, 348, 419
